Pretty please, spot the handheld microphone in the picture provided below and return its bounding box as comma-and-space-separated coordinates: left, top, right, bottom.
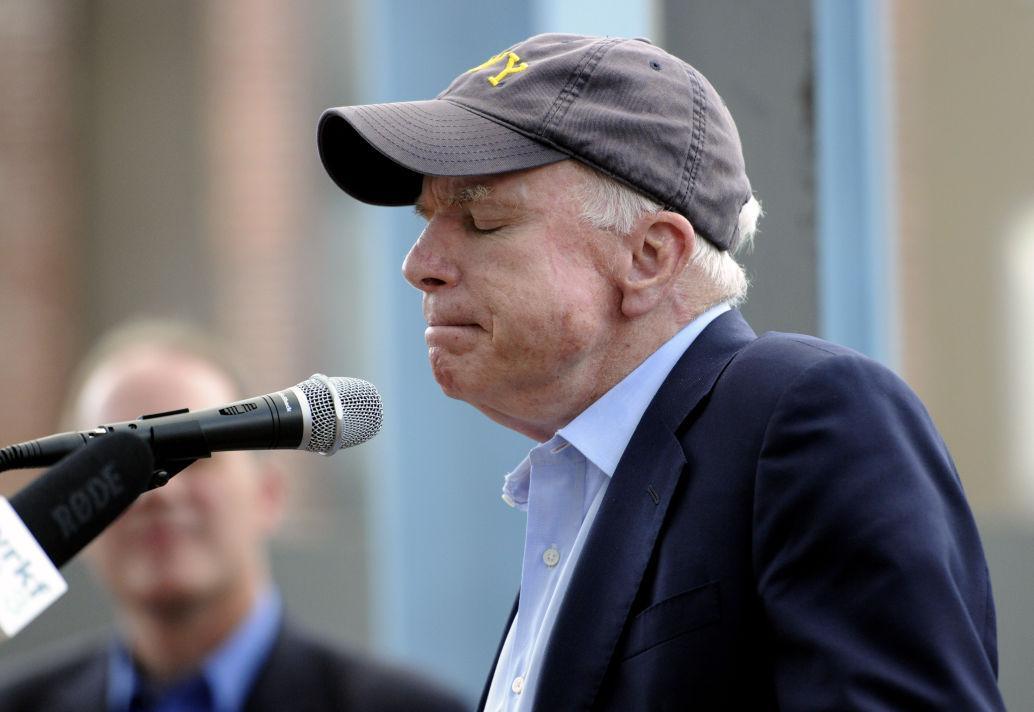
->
1, 433, 153, 639
0, 374, 382, 476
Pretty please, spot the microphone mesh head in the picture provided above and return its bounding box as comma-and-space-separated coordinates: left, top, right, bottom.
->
296, 375, 382, 454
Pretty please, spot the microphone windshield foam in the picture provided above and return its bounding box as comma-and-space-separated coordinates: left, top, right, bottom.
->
10, 433, 154, 568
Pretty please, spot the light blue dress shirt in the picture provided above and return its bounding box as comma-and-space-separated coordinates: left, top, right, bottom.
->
107, 587, 282, 712
486, 303, 730, 711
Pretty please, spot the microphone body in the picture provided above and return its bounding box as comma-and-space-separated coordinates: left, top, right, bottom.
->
0, 375, 381, 474
1, 433, 154, 639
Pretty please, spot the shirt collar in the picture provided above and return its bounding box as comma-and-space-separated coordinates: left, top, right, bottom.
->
501, 452, 532, 511
108, 587, 283, 712
502, 303, 729, 507
205, 586, 282, 712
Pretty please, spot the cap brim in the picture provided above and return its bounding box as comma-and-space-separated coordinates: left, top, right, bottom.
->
318, 99, 568, 206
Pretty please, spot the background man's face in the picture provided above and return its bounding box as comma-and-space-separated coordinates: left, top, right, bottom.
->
403, 161, 624, 438
78, 348, 282, 614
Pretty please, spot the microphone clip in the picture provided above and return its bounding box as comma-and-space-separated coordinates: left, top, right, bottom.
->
146, 458, 198, 491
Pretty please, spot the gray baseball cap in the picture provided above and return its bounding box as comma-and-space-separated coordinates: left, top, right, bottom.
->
318, 33, 751, 250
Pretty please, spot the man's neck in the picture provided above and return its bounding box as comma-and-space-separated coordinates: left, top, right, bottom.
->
484, 314, 692, 442
120, 580, 261, 684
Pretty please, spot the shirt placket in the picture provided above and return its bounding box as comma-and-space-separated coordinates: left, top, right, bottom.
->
507, 438, 584, 706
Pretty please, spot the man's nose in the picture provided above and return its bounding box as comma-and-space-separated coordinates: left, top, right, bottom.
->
402, 227, 459, 291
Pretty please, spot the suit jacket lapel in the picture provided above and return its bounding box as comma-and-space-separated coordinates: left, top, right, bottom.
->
245, 620, 314, 712
477, 595, 519, 711
528, 310, 756, 711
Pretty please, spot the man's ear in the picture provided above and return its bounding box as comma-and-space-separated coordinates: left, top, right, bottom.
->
618, 211, 696, 318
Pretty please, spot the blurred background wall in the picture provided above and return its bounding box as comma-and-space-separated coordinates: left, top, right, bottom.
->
0, 0, 1031, 707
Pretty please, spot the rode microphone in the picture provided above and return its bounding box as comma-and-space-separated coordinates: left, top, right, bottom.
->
1, 433, 153, 639
0, 375, 382, 483
6, 432, 154, 568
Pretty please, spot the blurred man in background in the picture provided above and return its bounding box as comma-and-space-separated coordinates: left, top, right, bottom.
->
0, 320, 465, 712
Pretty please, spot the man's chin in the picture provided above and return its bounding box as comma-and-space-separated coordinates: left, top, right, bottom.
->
433, 375, 466, 401
429, 354, 466, 398
125, 580, 216, 616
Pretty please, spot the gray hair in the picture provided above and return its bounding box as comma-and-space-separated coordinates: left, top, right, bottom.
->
572, 163, 760, 308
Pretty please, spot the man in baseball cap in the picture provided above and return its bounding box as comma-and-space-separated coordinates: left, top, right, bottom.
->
319, 34, 1003, 711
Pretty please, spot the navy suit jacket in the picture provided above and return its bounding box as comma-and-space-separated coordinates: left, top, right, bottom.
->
0, 619, 466, 712
480, 310, 1002, 710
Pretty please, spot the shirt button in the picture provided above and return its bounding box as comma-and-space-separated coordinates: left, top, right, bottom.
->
511, 676, 525, 694
542, 546, 560, 568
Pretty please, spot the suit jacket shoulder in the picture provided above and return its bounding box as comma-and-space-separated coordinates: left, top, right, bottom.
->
245, 619, 467, 712
0, 634, 108, 712
710, 327, 888, 408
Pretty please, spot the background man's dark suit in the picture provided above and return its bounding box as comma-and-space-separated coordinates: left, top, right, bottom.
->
482, 310, 1003, 710
0, 620, 466, 712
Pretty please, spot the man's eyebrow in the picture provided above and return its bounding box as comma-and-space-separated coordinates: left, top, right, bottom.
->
414, 184, 496, 219
452, 184, 492, 206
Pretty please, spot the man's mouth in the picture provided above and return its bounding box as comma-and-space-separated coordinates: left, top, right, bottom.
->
427, 321, 480, 329
425, 311, 484, 330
